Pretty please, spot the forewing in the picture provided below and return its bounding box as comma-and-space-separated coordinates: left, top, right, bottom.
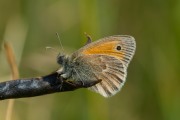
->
73, 35, 136, 68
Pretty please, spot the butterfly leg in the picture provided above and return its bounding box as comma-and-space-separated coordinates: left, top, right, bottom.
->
56, 68, 67, 90
57, 73, 63, 90
81, 79, 102, 88
65, 79, 101, 88
57, 73, 72, 90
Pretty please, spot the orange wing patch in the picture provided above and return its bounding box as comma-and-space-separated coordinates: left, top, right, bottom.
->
82, 41, 124, 59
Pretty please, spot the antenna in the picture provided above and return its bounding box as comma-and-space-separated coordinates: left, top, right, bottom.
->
45, 46, 58, 53
56, 32, 65, 53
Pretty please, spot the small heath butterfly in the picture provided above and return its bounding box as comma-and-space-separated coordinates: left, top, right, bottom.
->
57, 35, 136, 97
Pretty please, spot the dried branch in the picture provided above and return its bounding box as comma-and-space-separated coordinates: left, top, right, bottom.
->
0, 72, 99, 100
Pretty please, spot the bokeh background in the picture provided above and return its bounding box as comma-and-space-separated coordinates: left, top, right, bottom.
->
0, 0, 180, 120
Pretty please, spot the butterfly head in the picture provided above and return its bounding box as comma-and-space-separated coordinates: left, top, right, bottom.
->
57, 53, 69, 65
56, 53, 72, 79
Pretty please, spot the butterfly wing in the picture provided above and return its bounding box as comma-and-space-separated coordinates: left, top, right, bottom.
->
71, 35, 136, 97
89, 55, 126, 97
71, 54, 126, 97
73, 35, 136, 68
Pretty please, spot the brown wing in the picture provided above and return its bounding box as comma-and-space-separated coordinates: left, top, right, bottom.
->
71, 55, 126, 97
89, 55, 126, 97
72, 35, 136, 68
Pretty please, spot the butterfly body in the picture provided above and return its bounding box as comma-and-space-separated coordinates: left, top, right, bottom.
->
57, 35, 136, 97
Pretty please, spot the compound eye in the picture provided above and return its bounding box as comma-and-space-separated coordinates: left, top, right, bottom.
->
57, 55, 64, 65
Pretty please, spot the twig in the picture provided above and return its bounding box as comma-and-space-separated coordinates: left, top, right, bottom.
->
0, 72, 100, 100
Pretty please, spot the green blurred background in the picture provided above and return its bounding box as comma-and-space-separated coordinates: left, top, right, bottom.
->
0, 0, 180, 120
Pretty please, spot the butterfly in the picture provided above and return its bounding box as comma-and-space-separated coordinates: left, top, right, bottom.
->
56, 35, 136, 97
